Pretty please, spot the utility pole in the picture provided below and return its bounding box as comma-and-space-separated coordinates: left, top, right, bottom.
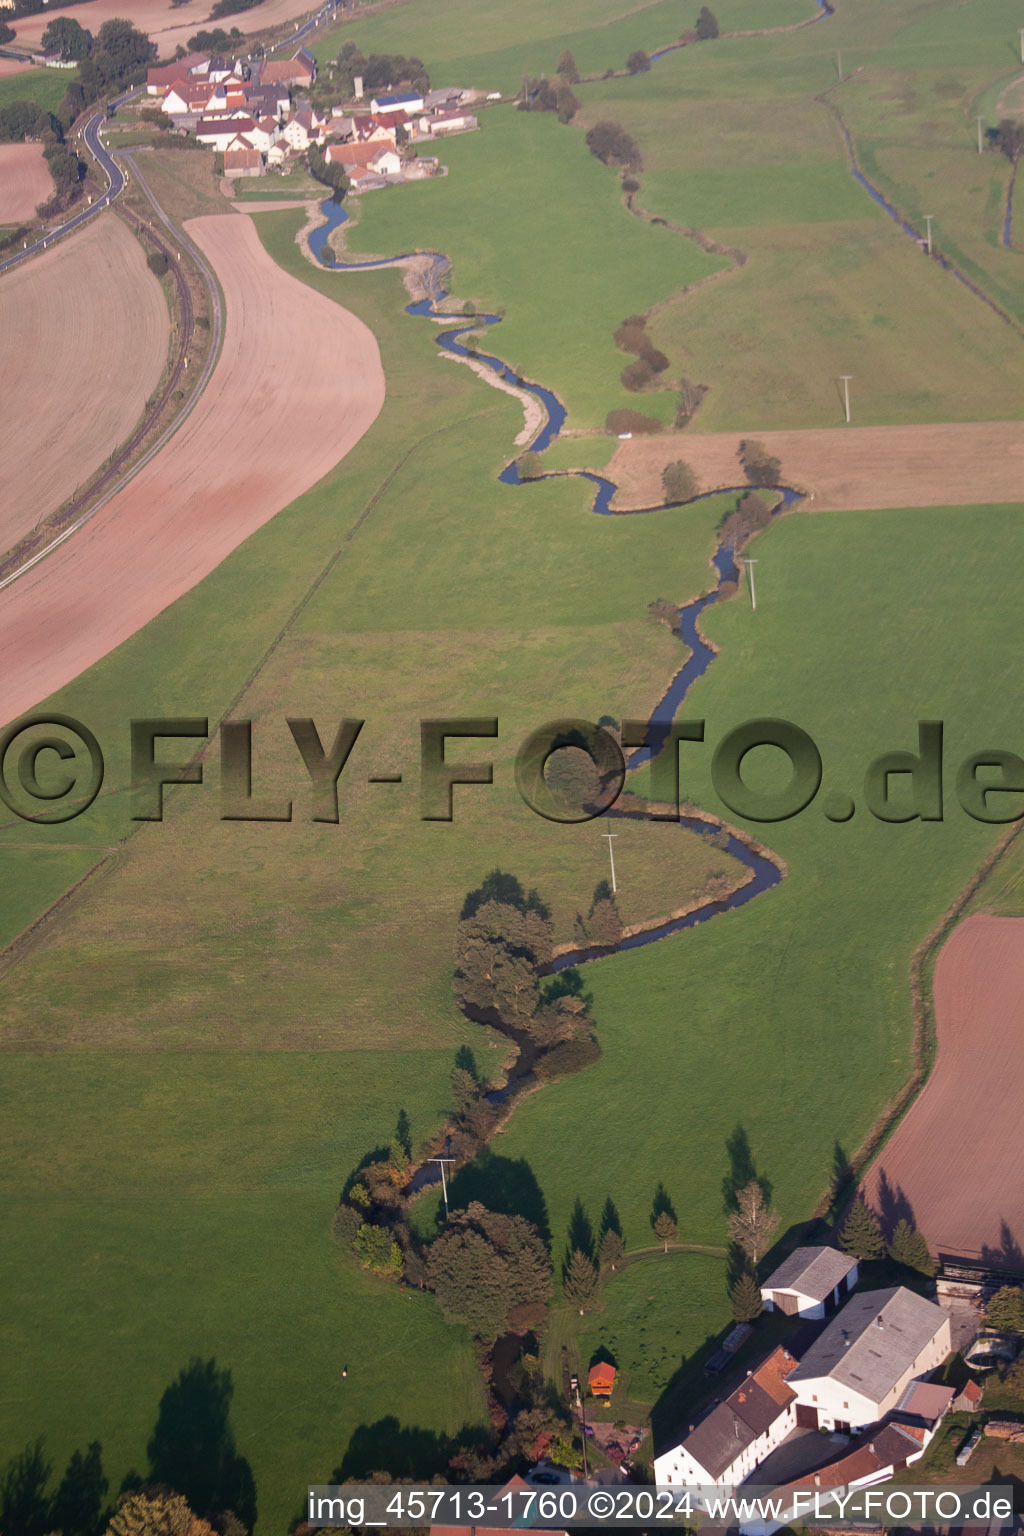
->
742, 558, 758, 611
601, 831, 618, 894
1019, 26, 1024, 62
977, 114, 985, 154
569, 1375, 589, 1481
923, 213, 934, 255
836, 46, 842, 79
840, 374, 853, 424
430, 1156, 455, 1217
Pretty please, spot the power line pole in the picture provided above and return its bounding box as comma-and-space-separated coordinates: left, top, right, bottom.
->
1020, 26, 1024, 62
742, 558, 758, 611
601, 831, 618, 894
977, 114, 985, 154
836, 46, 842, 79
923, 213, 934, 255
430, 1156, 455, 1217
840, 374, 853, 424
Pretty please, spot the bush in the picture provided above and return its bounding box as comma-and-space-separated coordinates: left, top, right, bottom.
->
662, 459, 699, 503
621, 357, 654, 392
331, 1202, 364, 1247
621, 175, 639, 194
534, 1033, 601, 1078
740, 437, 782, 487
517, 450, 543, 479
585, 119, 642, 171
696, 5, 719, 38
606, 408, 662, 435
147, 250, 169, 278
626, 49, 651, 72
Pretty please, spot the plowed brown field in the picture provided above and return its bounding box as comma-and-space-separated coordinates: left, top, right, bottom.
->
10, 0, 318, 56
606, 421, 1024, 511
0, 214, 168, 552
863, 914, 1024, 1262
0, 143, 53, 222
0, 212, 385, 726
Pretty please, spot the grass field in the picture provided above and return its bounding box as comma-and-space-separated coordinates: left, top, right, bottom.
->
312, 0, 814, 100
0, 68, 67, 114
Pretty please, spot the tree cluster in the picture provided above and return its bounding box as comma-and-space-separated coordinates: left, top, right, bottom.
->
455, 871, 597, 1058
615, 314, 670, 392
426, 1201, 551, 1340
990, 118, 1024, 163
555, 49, 580, 84
518, 76, 579, 122
585, 119, 642, 172
626, 49, 651, 73
40, 14, 90, 59
985, 1284, 1024, 1332
334, 42, 430, 99
0, 100, 58, 142
208, 0, 263, 19
739, 438, 782, 488
662, 458, 700, 503
308, 142, 350, 200
718, 491, 772, 549
695, 6, 720, 38
572, 879, 624, 951
186, 26, 242, 50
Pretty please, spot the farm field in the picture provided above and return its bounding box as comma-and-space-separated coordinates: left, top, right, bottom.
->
0, 213, 167, 552
0, 144, 51, 221
0, 211, 385, 727
863, 915, 1024, 1263
0, 66, 69, 113
605, 420, 1024, 510
6, 0, 313, 59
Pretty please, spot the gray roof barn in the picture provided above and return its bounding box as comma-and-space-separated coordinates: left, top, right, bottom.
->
761, 1246, 857, 1302
786, 1287, 947, 1403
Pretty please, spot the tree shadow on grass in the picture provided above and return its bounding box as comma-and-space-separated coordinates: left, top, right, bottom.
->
442, 1149, 552, 1250
147, 1357, 256, 1531
722, 1124, 772, 1213
331, 1417, 490, 1481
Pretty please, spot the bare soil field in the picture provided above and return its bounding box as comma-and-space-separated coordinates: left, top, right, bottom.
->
606, 421, 1024, 512
10, 0, 317, 56
0, 56, 34, 78
0, 214, 167, 551
0, 212, 385, 726
0, 143, 53, 222
863, 915, 1024, 1263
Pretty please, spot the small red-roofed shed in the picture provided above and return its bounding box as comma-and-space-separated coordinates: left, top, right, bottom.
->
588, 1361, 616, 1399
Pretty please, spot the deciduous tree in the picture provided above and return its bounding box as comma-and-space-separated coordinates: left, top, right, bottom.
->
727, 1181, 779, 1268
662, 459, 699, 503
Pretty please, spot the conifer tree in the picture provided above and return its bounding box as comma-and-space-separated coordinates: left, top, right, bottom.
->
730, 1269, 764, 1322
563, 1247, 599, 1310
839, 1197, 885, 1260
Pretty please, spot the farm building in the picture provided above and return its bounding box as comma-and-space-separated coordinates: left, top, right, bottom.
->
784, 1287, 951, 1433
223, 144, 263, 178
953, 1378, 984, 1412
371, 90, 423, 114
422, 110, 478, 136
196, 116, 256, 150
147, 53, 206, 93
587, 1361, 616, 1400
760, 1247, 858, 1319
260, 53, 314, 88
654, 1346, 799, 1488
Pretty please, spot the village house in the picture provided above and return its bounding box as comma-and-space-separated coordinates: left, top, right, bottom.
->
260, 50, 314, 89
760, 1247, 859, 1319
783, 1287, 951, 1433
147, 53, 206, 94
223, 142, 263, 177
326, 138, 396, 170
654, 1346, 800, 1488
161, 80, 219, 115
266, 141, 289, 167
739, 1422, 929, 1536
196, 115, 257, 150
244, 115, 280, 153
421, 108, 478, 136
282, 110, 327, 151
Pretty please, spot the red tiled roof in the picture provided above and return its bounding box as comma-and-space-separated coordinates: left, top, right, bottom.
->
326, 137, 395, 166
224, 146, 260, 167
589, 1361, 616, 1389
260, 58, 312, 84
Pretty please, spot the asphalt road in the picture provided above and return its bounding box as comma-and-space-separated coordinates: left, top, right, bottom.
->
0, 86, 139, 276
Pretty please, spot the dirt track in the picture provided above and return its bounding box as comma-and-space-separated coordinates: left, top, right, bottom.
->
0, 212, 385, 727
607, 421, 1024, 511
863, 914, 1024, 1262
0, 144, 53, 222
0, 215, 168, 553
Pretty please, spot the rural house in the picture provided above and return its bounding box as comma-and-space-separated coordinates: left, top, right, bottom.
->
783, 1287, 951, 1433
147, 53, 206, 93
654, 1346, 799, 1488
196, 116, 256, 150
223, 143, 263, 178
760, 1247, 859, 1319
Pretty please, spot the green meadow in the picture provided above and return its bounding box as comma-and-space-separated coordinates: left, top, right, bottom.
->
0, 68, 68, 114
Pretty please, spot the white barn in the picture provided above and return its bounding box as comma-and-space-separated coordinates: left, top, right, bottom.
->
761, 1247, 859, 1320
784, 1287, 951, 1435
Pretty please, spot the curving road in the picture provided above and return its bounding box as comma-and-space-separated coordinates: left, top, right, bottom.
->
0, 87, 140, 276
